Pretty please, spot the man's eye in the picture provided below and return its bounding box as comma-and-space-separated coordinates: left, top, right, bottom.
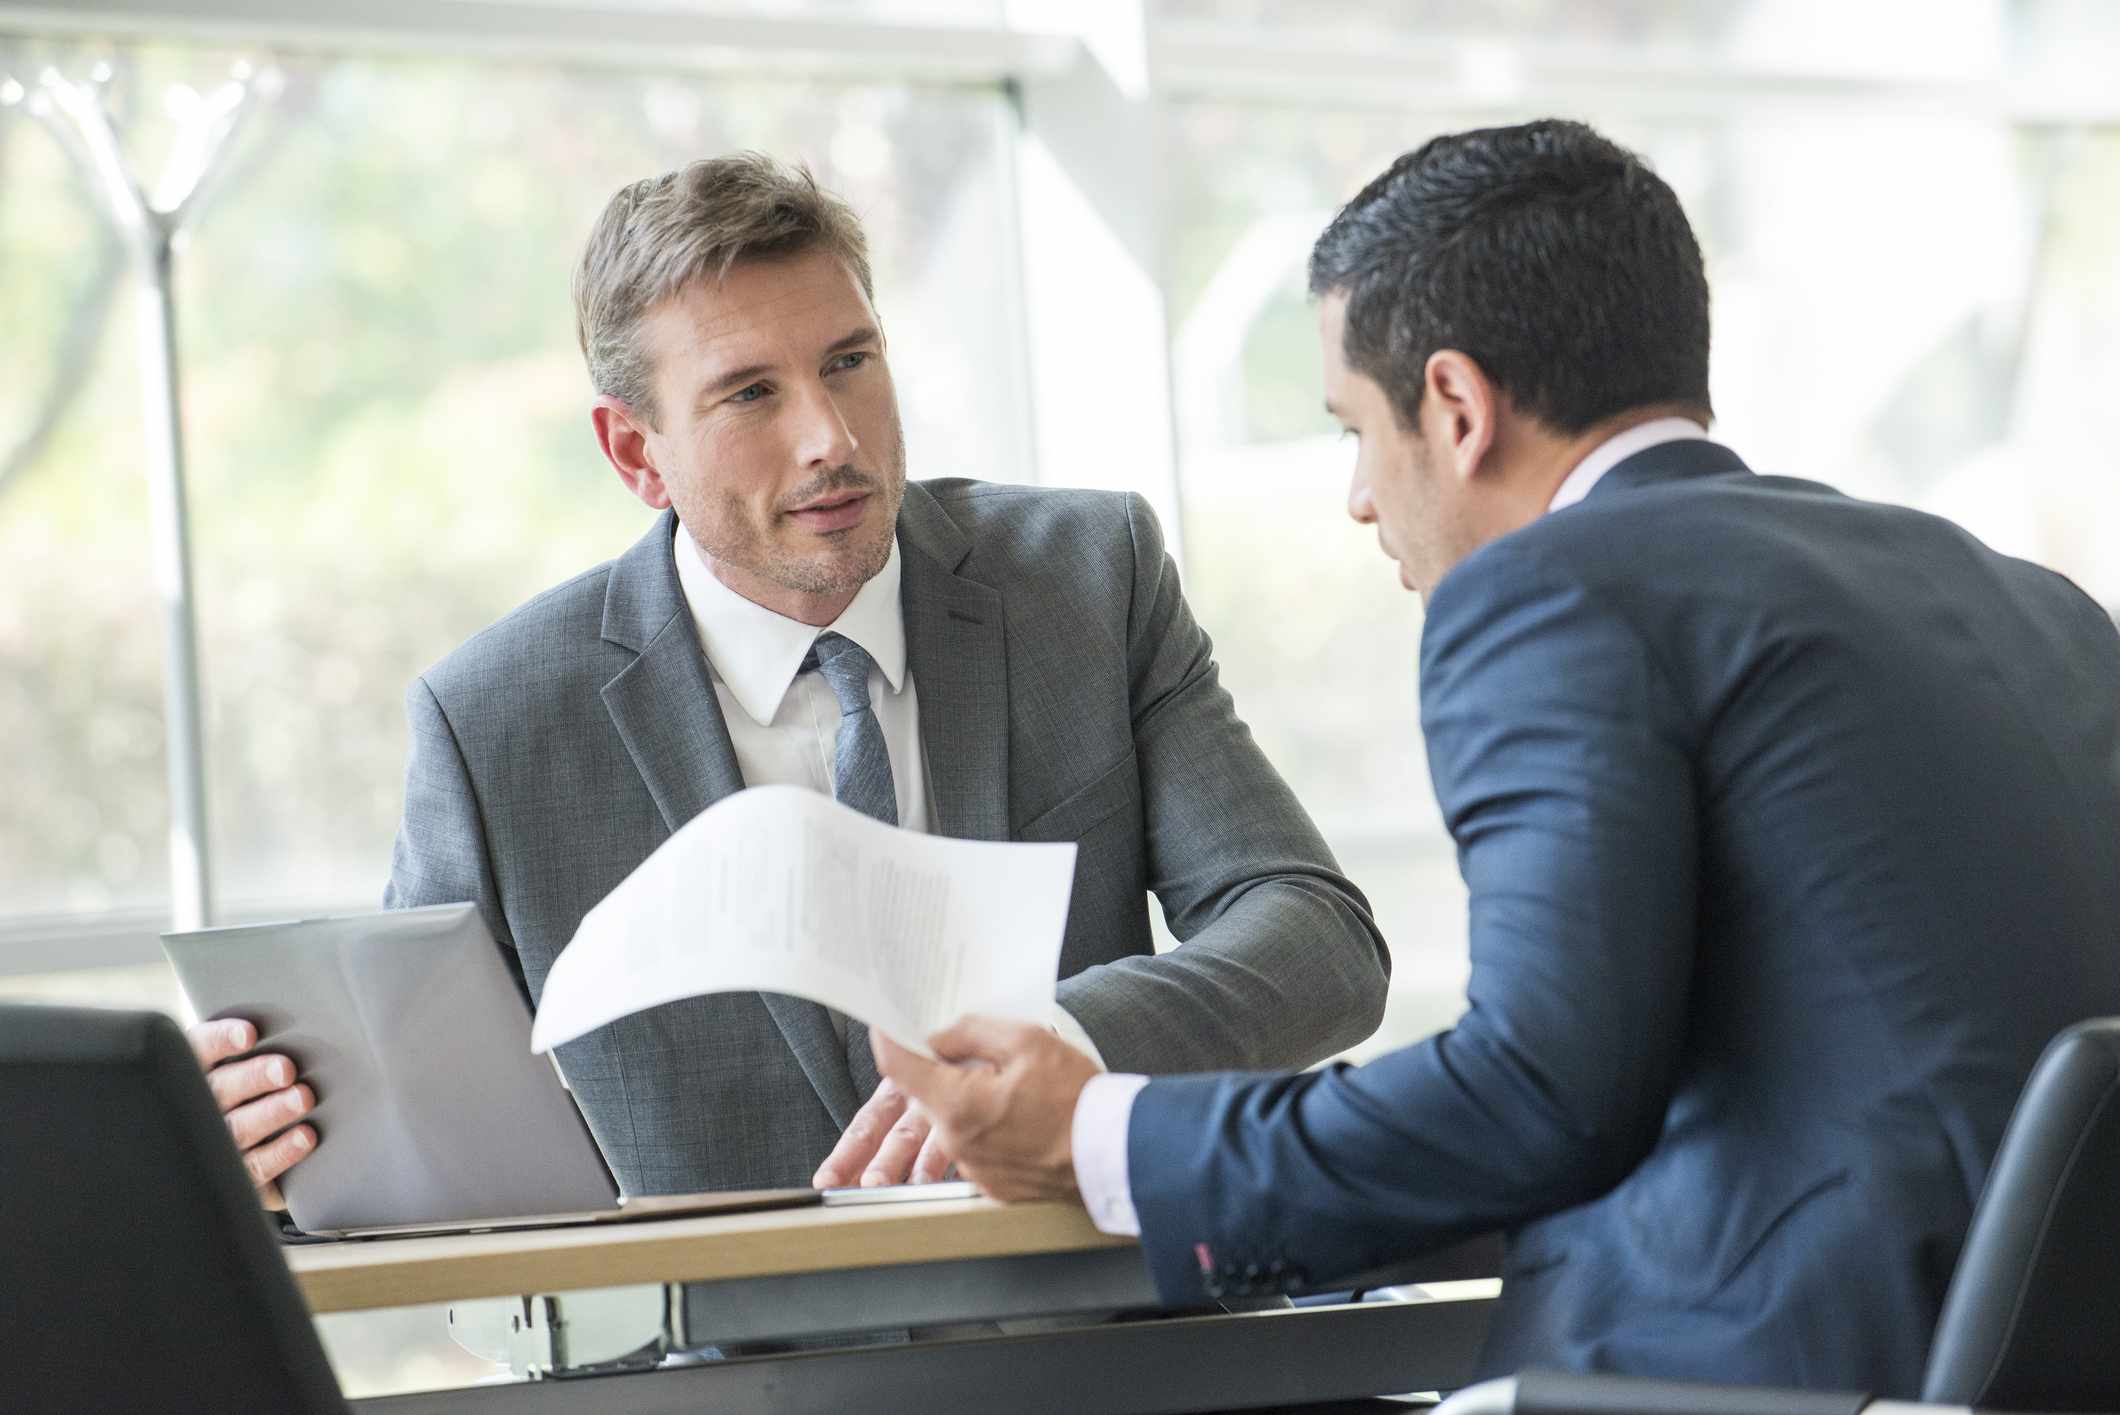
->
730, 384, 769, 404
829, 352, 868, 373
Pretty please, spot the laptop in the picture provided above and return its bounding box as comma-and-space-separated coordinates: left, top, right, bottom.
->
162, 902, 824, 1238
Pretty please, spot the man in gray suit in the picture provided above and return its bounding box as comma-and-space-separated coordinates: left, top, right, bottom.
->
190, 154, 1389, 1206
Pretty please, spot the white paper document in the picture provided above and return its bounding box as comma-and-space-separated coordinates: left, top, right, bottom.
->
529, 785, 1078, 1058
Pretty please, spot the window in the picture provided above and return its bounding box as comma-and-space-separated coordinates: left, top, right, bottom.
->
7, 0, 2118, 1053
1156, 2, 2120, 1057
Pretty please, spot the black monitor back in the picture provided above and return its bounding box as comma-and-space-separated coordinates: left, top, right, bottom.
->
0, 1002, 346, 1414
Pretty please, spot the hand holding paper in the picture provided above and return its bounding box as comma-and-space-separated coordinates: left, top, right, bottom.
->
529, 786, 1078, 1057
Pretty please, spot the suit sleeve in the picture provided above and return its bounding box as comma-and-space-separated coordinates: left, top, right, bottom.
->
1122, 541, 1699, 1303
383, 675, 528, 1001
1054, 494, 1392, 1073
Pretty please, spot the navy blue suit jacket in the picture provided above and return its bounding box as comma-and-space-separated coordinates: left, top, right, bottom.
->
1125, 441, 2120, 1396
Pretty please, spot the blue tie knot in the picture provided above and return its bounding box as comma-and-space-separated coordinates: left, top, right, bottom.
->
803, 632, 878, 719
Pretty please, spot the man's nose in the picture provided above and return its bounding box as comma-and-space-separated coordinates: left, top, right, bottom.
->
1347, 476, 1376, 525
793, 381, 860, 469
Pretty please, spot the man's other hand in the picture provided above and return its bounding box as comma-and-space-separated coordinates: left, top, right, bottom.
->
185, 1018, 315, 1210
870, 1016, 1097, 1203
811, 1077, 955, 1189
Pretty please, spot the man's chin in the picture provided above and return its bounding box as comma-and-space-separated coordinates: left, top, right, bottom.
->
771, 535, 894, 599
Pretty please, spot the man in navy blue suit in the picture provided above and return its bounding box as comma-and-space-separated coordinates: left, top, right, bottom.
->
877, 119, 2120, 1395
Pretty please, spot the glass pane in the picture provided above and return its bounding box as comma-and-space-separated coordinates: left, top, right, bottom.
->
0, 103, 167, 922
1164, 100, 2120, 1054
474, 0, 1006, 22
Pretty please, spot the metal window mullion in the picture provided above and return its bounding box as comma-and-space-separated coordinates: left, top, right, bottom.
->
132, 226, 214, 931
0, 0, 1075, 88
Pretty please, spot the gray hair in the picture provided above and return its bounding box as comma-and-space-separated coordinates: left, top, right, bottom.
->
572, 153, 874, 426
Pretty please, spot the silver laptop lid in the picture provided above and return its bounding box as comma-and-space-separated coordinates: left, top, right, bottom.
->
163, 902, 619, 1235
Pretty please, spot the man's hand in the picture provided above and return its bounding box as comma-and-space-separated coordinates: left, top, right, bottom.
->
185, 1018, 315, 1210
869, 1016, 1098, 1203
811, 1077, 955, 1188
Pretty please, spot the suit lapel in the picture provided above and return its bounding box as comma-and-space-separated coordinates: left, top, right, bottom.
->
599, 623, 744, 837
898, 485, 1011, 845
598, 510, 862, 1129
766, 996, 863, 1129
844, 1019, 882, 1104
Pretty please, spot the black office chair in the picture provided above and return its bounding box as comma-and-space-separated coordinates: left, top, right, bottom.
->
1435, 1017, 2120, 1415
0, 1003, 348, 1414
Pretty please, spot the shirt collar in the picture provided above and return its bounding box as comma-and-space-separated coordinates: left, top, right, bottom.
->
671, 523, 907, 729
1548, 416, 1711, 513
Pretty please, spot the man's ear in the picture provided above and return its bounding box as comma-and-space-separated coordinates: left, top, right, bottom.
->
591, 395, 671, 510
1422, 350, 1500, 484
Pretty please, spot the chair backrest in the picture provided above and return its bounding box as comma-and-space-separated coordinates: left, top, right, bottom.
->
0, 1003, 347, 1414
1923, 1016, 2120, 1411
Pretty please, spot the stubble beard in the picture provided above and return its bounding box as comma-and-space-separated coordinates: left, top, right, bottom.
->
703, 423, 908, 599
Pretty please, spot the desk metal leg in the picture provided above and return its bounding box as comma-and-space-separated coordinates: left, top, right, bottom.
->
448, 1286, 674, 1377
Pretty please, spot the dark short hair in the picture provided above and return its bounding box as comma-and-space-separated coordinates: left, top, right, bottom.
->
1309, 119, 1712, 434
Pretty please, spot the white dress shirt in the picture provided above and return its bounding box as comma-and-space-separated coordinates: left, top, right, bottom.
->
670, 521, 1105, 1065
674, 524, 931, 832
1545, 415, 1709, 512
1068, 417, 1712, 1237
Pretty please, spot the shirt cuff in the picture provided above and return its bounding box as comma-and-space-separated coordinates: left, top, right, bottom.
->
1050, 1002, 1107, 1072
1072, 1072, 1149, 1237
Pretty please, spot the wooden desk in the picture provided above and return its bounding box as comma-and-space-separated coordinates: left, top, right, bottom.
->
288, 1194, 1130, 1314
287, 1198, 1499, 1414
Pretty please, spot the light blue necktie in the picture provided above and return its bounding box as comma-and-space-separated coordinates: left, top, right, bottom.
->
801, 632, 898, 828
799, 632, 895, 1094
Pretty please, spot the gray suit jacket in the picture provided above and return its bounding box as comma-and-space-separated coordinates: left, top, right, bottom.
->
386, 480, 1389, 1194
